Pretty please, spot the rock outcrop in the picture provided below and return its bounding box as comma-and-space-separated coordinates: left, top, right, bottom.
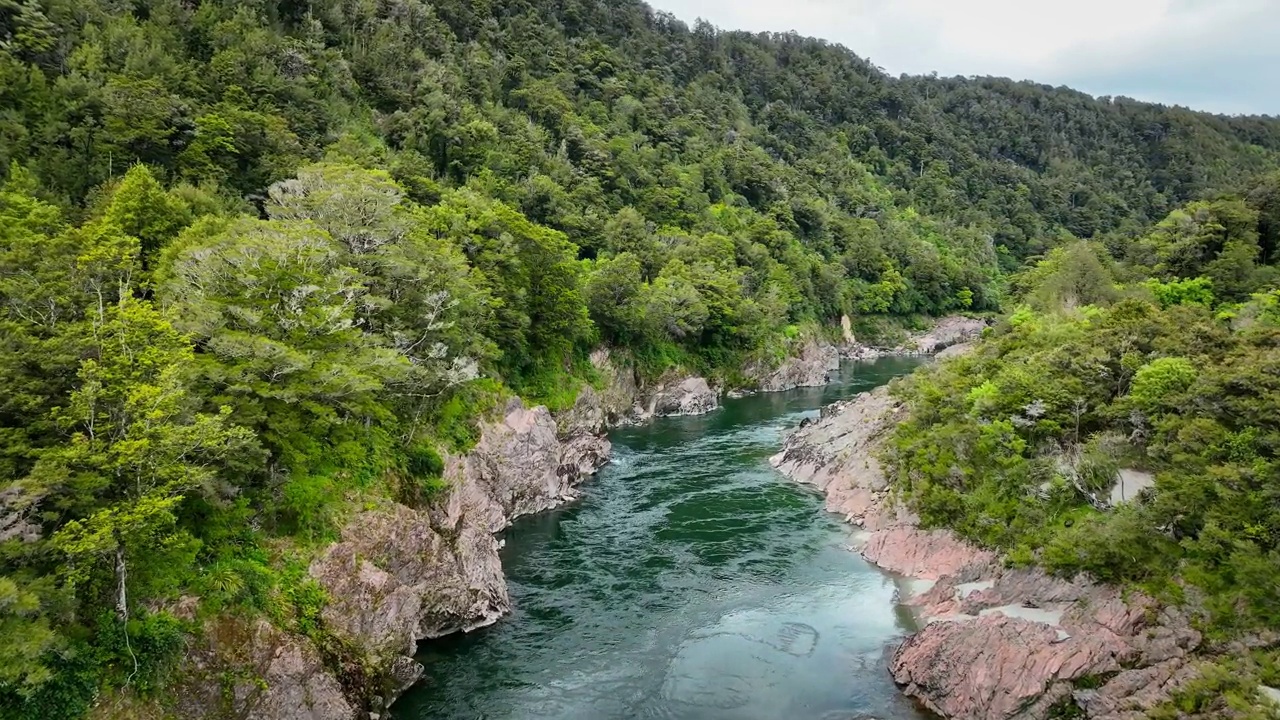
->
645, 376, 719, 417
903, 315, 988, 354
841, 315, 988, 361
749, 338, 841, 393
770, 387, 903, 526
771, 383, 1200, 720
310, 400, 610, 658
174, 616, 358, 720
272, 397, 611, 718
453, 401, 612, 528
588, 348, 719, 425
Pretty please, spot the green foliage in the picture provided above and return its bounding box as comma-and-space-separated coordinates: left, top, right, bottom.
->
1150, 653, 1280, 720
98, 165, 192, 263
3, 0, 1280, 714
890, 292, 1280, 637
428, 378, 509, 453
403, 442, 449, 503
1143, 276, 1215, 308
1012, 241, 1119, 311
1129, 357, 1198, 410
92, 611, 186, 696
279, 473, 339, 543
0, 575, 57, 692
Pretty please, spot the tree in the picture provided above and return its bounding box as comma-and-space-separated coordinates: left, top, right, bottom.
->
423, 189, 589, 379
585, 252, 644, 341
22, 298, 250, 621
98, 164, 192, 263
158, 218, 407, 464
602, 207, 664, 280
1129, 357, 1198, 411
1014, 241, 1119, 311
266, 162, 407, 255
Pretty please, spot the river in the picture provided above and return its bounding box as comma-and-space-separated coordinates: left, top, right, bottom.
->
394, 357, 931, 720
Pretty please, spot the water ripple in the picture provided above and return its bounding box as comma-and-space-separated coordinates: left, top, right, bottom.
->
396, 358, 931, 720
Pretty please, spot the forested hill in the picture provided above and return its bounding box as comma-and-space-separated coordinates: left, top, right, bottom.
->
4, 0, 1280, 717
5, 0, 1280, 265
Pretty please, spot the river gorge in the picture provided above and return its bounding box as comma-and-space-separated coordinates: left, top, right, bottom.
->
394, 357, 930, 720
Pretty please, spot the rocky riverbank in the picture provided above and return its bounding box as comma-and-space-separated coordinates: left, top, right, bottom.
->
172, 316, 991, 720
842, 315, 989, 362
588, 348, 720, 424
771, 381, 1203, 720
175, 397, 612, 720
744, 315, 989, 393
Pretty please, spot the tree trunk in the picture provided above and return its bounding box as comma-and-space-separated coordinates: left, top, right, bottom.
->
114, 545, 128, 621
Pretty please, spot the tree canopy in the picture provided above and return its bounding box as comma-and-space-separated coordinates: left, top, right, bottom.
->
3, 0, 1280, 717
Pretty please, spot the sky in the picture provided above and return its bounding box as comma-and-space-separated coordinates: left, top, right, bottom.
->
647, 0, 1280, 116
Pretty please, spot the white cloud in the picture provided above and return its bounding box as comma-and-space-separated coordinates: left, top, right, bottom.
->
647, 0, 1280, 115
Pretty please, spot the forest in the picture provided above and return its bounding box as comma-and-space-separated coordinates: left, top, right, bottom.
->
2, 0, 1280, 717
889, 213, 1280, 716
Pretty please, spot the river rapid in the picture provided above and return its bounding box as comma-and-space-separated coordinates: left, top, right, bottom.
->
395, 357, 931, 720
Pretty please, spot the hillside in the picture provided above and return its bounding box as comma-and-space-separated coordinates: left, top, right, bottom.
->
3, 0, 1280, 718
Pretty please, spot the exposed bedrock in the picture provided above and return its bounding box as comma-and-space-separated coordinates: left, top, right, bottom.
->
771, 379, 1201, 720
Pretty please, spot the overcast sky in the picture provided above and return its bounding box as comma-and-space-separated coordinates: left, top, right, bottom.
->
647, 0, 1280, 116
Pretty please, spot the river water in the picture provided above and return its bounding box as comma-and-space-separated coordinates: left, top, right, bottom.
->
395, 357, 930, 720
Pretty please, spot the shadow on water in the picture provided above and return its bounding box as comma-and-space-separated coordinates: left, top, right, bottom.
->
394, 357, 933, 720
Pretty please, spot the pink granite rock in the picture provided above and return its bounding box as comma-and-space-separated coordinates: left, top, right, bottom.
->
772, 379, 1203, 720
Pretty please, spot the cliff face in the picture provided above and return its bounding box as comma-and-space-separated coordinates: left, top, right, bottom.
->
174, 321, 988, 720
771, 382, 1201, 720
173, 615, 360, 720
842, 315, 988, 362
177, 396, 612, 720
313, 400, 611, 709
747, 338, 841, 392
751, 316, 989, 391
589, 348, 719, 424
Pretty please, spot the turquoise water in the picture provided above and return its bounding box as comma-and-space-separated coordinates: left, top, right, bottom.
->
395, 357, 930, 720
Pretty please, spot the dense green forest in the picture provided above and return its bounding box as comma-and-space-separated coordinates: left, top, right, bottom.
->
3, 0, 1280, 716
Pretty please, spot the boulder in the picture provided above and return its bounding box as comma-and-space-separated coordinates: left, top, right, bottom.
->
645, 376, 719, 418
935, 341, 976, 360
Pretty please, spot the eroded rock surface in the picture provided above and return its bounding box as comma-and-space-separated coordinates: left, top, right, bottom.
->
457, 401, 612, 527
770, 386, 903, 526
904, 316, 987, 354
841, 315, 987, 360
300, 397, 611, 715
771, 383, 1200, 720
750, 339, 841, 393
175, 616, 357, 720
589, 348, 719, 424
646, 376, 719, 417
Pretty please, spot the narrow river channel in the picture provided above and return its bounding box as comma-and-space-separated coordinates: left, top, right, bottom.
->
395, 357, 931, 720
